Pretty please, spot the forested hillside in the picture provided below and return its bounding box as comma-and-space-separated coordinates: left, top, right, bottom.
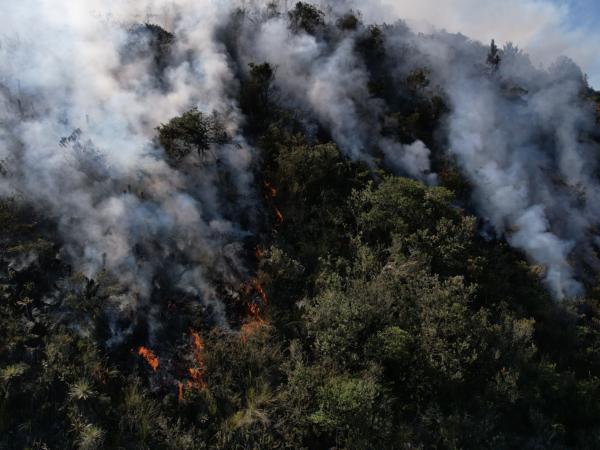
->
2, 2, 600, 449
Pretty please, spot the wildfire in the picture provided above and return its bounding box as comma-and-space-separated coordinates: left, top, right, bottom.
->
240, 319, 266, 343
248, 302, 263, 320
262, 181, 284, 227
187, 367, 207, 390
138, 346, 159, 371
241, 295, 269, 343
264, 181, 278, 198
190, 330, 205, 355
241, 323, 267, 342
253, 280, 269, 305
188, 330, 207, 389
178, 330, 208, 400
274, 207, 284, 225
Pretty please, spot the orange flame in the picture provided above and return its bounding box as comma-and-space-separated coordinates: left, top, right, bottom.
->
253, 281, 269, 305
178, 382, 184, 401
187, 368, 207, 390
182, 330, 207, 393
241, 298, 269, 343
274, 207, 284, 225
264, 181, 278, 198
190, 330, 205, 354
255, 246, 263, 260
241, 320, 266, 343
248, 302, 262, 319
138, 346, 159, 371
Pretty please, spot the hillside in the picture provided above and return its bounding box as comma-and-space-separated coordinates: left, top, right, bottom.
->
2, 2, 600, 449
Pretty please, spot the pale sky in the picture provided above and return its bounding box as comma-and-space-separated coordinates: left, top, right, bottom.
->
353, 0, 600, 87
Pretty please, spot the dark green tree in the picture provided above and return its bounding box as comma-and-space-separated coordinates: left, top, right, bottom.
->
487, 39, 501, 70
288, 2, 325, 34
156, 108, 228, 162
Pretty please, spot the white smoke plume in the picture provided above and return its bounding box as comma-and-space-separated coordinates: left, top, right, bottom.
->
0, 0, 253, 344
330, 0, 600, 87
228, 3, 600, 297
230, 8, 436, 181
1, 0, 599, 335
384, 25, 600, 298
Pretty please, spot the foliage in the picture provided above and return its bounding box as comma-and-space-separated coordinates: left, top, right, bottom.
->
2, 5, 600, 450
288, 2, 325, 34
156, 108, 228, 162
337, 12, 361, 31
487, 38, 502, 70
125, 23, 175, 85
240, 62, 276, 133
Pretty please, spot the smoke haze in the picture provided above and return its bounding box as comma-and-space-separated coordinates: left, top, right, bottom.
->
1, 0, 599, 348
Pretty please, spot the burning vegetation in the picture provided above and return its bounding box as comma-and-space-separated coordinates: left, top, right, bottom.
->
138, 346, 160, 372
264, 181, 278, 198
252, 280, 269, 305
263, 180, 284, 227
4, 2, 600, 449
240, 301, 268, 344
187, 330, 207, 389
177, 330, 208, 400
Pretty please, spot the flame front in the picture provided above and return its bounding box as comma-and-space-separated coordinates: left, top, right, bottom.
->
253, 281, 269, 305
275, 207, 284, 225
191, 330, 205, 355
178, 330, 207, 400
187, 368, 207, 390
138, 346, 159, 371
241, 305, 267, 342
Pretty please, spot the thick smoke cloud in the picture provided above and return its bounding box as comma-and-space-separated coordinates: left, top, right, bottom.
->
388, 29, 600, 298
0, 0, 599, 341
232, 3, 600, 298
232, 12, 436, 181
0, 0, 252, 343
336, 0, 600, 87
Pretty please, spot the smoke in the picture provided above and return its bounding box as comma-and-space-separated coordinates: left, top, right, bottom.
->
232, 10, 436, 181
331, 0, 600, 87
0, 0, 252, 344
226, 3, 600, 297
0, 0, 599, 343
392, 28, 600, 298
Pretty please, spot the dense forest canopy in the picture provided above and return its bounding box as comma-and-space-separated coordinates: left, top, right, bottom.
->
2, 1, 600, 448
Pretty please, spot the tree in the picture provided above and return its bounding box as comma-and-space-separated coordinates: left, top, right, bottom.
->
288, 2, 325, 34
125, 23, 175, 86
156, 108, 228, 163
487, 39, 501, 70
337, 12, 361, 31
240, 63, 276, 132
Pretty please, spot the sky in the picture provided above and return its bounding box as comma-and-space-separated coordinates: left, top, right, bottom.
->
554, 0, 600, 85
353, 0, 600, 87
563, 0, 600, 27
